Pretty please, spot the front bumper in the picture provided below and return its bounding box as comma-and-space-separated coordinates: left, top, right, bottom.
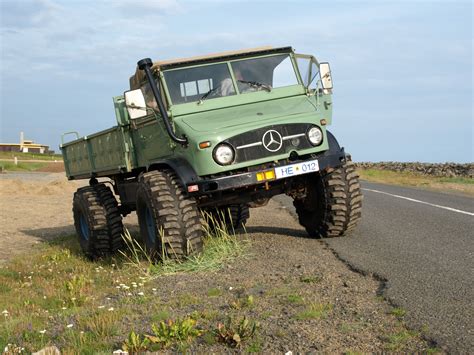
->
186, 148, 346, 196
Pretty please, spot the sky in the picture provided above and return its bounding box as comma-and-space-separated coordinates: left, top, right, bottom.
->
0, 0, 472, 162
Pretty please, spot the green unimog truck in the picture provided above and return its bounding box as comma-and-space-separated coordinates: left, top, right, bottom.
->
60, 46, 362, 260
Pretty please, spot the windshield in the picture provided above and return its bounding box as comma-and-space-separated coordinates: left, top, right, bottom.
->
163, 63, 235, 105
230, 54, 298, 95
163, 54, 299, 105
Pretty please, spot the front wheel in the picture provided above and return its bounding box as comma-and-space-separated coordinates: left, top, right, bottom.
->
136, 169, 204, 259
294, 161, 363, 238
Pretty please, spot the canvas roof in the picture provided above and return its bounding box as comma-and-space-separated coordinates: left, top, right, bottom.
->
129, 46, 293, 89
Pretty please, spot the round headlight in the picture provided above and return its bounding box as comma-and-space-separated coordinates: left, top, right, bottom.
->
213, 144, 235, 165
307, 126, 323, 146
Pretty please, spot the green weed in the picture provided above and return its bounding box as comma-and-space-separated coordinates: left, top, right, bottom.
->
146, 317, 202, 349
215, 316, 258, 348
207, 287, 222, 297
64, 275, 88, 307
229, 295, 254, 310
295, 302, 333, 320
122, 330, 150, 353
384, 329, 418, 351
390, 307, 406, 318
285, 294, 305, 305
247, 336, 264, 353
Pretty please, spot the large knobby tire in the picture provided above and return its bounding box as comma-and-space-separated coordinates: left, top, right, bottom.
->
72, 184, 124, 259
136, 169, 204, 260
206, 204, 250, 232
294, 161, 363, 238
227, 204, 250, 230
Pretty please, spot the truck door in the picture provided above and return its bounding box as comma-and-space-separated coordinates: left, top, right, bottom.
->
131, 80, 174, 166
295, 53, 320, 91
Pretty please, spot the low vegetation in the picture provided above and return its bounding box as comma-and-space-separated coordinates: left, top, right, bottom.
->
0, 151, 62, 161
0, 161, 47, 172
358, 168, 474, 195
0, 210, 432, 352
0, 219, 251, 353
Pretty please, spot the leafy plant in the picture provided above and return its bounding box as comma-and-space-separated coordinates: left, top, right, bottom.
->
122, 330, 150, 353
64, 274, 88, 306
230, 294, 254, 309
215, 316, 258, 348
145, 317, 202, 348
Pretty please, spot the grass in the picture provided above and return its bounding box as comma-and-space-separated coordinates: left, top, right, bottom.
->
285, 294, 305, 305
390, 307, 406, 319
150, 233, 246, 276
294, 302, 333, 320
383, 329, 419, 351
358, 169, 474, 195
0, 151, 62, 161
207, 288, 223, 297
0, 161, 48, 172
0, 221, 249, 353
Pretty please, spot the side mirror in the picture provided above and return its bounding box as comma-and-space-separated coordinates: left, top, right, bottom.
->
124, 89, 147, 119
319, 62, 333, 90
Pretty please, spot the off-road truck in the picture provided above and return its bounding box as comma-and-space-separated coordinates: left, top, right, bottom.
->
60, 46, 362, 260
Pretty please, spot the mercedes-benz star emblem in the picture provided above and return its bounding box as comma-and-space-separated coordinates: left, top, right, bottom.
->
262, 130, 283, 152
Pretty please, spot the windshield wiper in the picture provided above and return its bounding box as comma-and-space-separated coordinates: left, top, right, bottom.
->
238, 80, 272, 92
199, 86, 220, 102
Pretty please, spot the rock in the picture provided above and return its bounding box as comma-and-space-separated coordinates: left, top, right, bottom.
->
32, 346, 61, 355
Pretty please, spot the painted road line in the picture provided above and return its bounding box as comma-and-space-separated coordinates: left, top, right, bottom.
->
362, 188, 474, 217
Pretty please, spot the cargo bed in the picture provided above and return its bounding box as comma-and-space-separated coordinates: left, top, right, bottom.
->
61, 125, 133, 180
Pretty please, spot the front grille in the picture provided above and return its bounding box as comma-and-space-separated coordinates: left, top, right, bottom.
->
225, 123, 315, 163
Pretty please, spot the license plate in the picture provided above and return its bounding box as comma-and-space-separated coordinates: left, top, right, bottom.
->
274, 159, 319, 179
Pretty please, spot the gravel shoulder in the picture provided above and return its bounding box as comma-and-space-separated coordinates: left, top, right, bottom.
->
0, 173, 433, 352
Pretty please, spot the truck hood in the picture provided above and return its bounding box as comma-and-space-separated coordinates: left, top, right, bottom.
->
179, 96, 317, 133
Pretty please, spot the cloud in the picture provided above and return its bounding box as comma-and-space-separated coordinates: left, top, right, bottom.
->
108, 0, 182, 16
0, 0, 61, 29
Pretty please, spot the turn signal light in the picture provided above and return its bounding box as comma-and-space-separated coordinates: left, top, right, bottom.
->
264, 170, 275, 180
199, 141, 211, 149
256, 170, 275, 182
320, 119, 327, 126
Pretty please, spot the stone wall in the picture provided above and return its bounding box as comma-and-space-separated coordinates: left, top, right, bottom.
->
355, 162, 474, 178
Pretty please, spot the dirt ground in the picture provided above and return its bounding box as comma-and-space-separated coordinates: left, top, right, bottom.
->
0, 172, 432, 352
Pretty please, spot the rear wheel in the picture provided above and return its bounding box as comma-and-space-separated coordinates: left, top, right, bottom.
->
72, 183, 124, 258
205, 204, 249, 232
136, 170, 204, 259
294, 161, 362, 238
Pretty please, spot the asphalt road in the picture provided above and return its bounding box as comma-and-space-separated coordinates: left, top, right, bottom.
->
275, 181, 474, 352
